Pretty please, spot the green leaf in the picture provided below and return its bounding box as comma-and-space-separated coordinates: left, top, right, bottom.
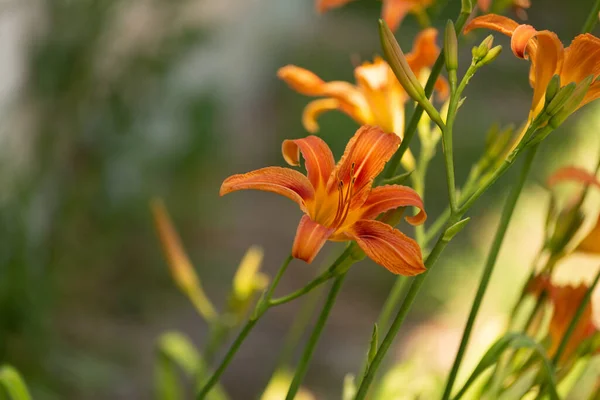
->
155, 331, 228, 400
443, 217, 470, 242
380, 170, 413, 186
0, 366, 32, 400
367, 324, 379, 367
453, 333, 559, 400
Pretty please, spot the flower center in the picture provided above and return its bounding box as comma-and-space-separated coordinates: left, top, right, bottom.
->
329, 162, 356, 230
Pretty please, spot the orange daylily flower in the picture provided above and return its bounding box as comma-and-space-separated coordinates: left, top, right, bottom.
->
220, 126, 427, 275
316, 0, 433, 31
548, 166, 600, 254
465, 15, 600, 121
476, 0, 531, 19
278, 28, 448, 137
547, 283, 597, 362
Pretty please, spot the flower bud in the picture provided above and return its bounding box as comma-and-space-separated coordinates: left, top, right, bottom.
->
544, 81, 576, 117
472, 35, 494, 62
544, 74, 561, 107
379, 19, 426, 102
151, 199, 217, 322
444, 20, 458, 72
549, 75, 594, 129
478, 45, 502, 66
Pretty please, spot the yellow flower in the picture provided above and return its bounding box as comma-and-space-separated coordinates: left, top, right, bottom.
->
316, 0, 433, 31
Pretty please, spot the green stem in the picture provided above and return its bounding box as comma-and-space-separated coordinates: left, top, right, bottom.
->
269, 246, 354, 306
582, 0, 600, 33
356, 275, 410, 385
552, 267, 600, 365
197, 254, 293, 399
441, 146, 538, 400
285, 274, 347, 400
381, 9, 472, 180
443, 68, 459, 212
354, 227, 457, 400
197, 318, 258, 399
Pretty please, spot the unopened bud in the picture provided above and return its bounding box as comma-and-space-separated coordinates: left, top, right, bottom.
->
232, 246, 268, 302
478, 45, 502, 66
379, 19, 426, 102
544, 74, 561, 107
444, 20, 458, 72
151, 199, 217, 322
545, 81, 576, 117
472, 35, 494, 62
549, 75, 594, 129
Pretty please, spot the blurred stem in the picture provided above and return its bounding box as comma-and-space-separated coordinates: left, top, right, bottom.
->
197, 246, 357, 399
197, 254, 293, 399
441, 145, 538, 400
285, 274, 347, 400
582, 0, 600, 33
381, 8, 472, 181
354, 222, 457, 400
354, 123, 542, 399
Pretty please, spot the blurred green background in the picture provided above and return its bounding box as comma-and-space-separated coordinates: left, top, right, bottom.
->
0, 0, 599, 398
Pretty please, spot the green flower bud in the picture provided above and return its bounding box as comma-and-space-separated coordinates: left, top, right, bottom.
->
544, 74, 561, 107
472, 35, 494, 62
379, 19, 426, 103
444, 20, 458, 72
549, 75, 594, 129
545, 81, 576, 117
478, 45, 502, 66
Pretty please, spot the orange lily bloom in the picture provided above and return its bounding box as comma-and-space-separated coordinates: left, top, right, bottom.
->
547, 283, 597, 363
278, 28, 448, 136
220, 126, 427, 275
465, 15, 600, 121
548, 166, 600, 254
316, 0, 433, 31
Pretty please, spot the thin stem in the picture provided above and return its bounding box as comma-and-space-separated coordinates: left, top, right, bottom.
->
354, 228, 457, 400
197, 319, 258, 399
269, 246, 354, 306
381, 9, 472, 180
356, 275, 410, 385
285, 274, 347, 400
196, 254, 294, 399
441, 146, 538, 400
582, 0, 600, 33
552, 267, 600, 365
443, 68, 459, 212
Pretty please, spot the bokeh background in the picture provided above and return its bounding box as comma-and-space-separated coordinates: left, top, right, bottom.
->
0, 0, 599, 399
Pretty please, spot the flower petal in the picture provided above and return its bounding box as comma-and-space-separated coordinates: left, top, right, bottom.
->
381, 0, 413, 32
220, 167, 315, 213
547, 166, 600, 188
548, 283, 596, 363
477, 0, 491, 12
346, 220, 425, 275
577, 215, 600, 254
328, 125, 401, 206
316, 0, 353, 13
406, 28, 441, 76
292, 215, 334, 263
463, 14, 520, 36
562, 34, 600, 85
301, 98, 341, 133
282, 136, 336, 190
527, 30, 564, 116
278, 65, 328, 96
358, 185, 427, 225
